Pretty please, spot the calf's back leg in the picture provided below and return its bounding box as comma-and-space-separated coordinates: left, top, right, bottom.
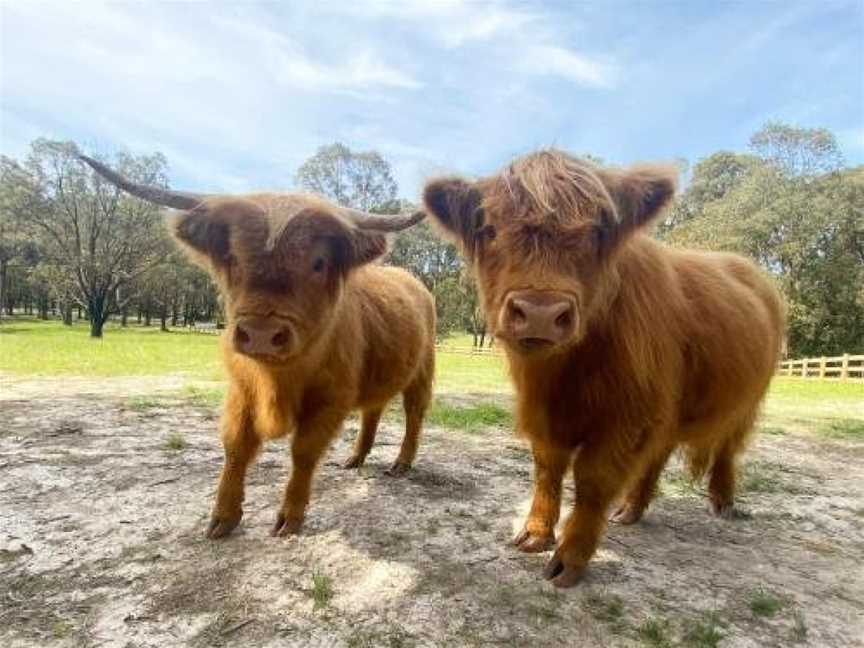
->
388, 356, 433, 476
342, 407, 383, 469
708, 410, 756, 519
610, 444, 674, 525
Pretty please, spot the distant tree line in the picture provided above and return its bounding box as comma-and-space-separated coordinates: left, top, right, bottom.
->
1, 123, 861, 356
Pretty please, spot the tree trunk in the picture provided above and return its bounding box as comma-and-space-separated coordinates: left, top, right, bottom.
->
121, 306, 128, 327
62, 303, 73, 326
145, 309, 152, 327
136, 309, 142, 324
0, 258, 7, 321
89, 297, 107, 338
77, 306, 82, 320
160, 307, 168, 332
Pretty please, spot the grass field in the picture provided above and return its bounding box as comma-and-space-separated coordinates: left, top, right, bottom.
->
2, 318, 861, 438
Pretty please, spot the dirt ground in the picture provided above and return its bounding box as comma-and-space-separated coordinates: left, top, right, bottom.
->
1, 375, 862, 648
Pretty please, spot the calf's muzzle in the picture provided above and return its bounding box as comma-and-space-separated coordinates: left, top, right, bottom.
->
500, 290, 576, 350
234, 317, 292, 358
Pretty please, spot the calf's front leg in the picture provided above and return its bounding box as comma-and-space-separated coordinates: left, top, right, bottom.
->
544, 440, 630, 588
514, 440, 572, 553
271, 406, 347, 537
207, 395, 260, 539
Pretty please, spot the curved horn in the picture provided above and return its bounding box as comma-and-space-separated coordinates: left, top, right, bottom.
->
344, 208, 426, 232
78, 154, 205, 210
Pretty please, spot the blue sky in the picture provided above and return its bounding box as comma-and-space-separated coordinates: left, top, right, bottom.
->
1, 0, 862, 199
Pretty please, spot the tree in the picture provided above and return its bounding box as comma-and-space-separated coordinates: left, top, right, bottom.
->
3, 140, 169, 337
749, 121, 844, 178
295, 143, 397, 211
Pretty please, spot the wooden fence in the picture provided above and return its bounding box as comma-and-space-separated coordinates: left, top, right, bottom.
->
776, 354, 864, 381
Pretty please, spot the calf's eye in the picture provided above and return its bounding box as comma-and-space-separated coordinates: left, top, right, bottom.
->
482, 225, 497, 241
312, 257, 326, 273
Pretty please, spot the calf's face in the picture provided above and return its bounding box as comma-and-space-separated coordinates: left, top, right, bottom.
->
423, 151, 676, 355
173, 197, 388, 363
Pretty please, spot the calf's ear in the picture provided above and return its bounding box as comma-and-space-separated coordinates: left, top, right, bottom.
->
169, 206, 231, 266
595, 164, 677, 255
423, 177, 484, 249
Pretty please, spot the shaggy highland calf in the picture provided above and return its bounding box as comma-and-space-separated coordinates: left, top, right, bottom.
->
423, 150, 784, 587
80, 156, 435, 539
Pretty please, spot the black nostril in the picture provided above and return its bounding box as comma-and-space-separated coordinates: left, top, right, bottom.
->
555, 311, 572, 329
236, 327, 250, 344
510, 304, 526, 323
271, 330, 288, 347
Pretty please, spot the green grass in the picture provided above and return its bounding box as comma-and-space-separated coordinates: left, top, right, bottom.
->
310, 569, 334, 610
426, 400, 512, 432
0, 318, 222, 379
683, 612, 725, 648
165, 432, 186, 451
636, 617, 673, 647
747, 587, 785, 618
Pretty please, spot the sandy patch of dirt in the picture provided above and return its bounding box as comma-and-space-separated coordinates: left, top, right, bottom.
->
0, 377, 862, 647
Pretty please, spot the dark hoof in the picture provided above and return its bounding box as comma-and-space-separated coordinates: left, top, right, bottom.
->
341, 455, 365, 469
386, 462, 411, 477
513, 527, 555, 553
543, 550, 585, 588
206, 515, 240, 539
710, 500, 748, 520
270, 513, 304, 537
609, 504, 643, 525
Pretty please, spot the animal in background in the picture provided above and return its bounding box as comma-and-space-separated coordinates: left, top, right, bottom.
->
80, 155, 435, 540
422, 149, 784, 587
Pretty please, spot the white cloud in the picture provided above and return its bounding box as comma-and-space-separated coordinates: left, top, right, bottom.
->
519, 45, 618, 88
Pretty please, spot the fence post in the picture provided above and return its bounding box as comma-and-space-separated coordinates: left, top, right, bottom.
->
819, 356, 826, 379
802, 358, 808, 378
840, 354, 850, 381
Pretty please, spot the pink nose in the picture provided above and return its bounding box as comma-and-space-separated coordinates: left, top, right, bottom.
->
234, 317, 291, 357
501, 291, 576, 348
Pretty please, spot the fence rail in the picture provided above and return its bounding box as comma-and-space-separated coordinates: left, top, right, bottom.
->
776, 354, 864, 381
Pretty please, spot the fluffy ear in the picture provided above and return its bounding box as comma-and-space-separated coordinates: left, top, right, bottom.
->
169, 205, 231, 266
595, 164, 677, 255
422, 177, 484, 247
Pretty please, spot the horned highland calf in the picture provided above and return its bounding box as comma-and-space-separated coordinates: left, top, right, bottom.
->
80, 155, 435, 539
423, 150, 784, 587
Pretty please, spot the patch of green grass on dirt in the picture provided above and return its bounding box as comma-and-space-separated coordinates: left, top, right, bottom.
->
165, 432, 187, 451
585, 591, 628, 634
426, 400, 512, 433
818, 418, 864, 440
182, 385, 224, 408
747, 586, 785, 619
127, 395, 171, 411
682, 611, 725, 648
636, 616, 673, 647
790, 610, 808, 643
310, 569, 334, 610
740, 461, 812, 495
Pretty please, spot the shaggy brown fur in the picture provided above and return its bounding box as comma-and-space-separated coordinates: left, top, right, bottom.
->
423, 150, 784, 587
178, 194, 436, 539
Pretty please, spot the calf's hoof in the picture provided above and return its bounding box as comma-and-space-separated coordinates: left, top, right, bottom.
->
513, 527, 555, 553
270, 513, 304, 537
609, 504, 644, 525
385, 461, 411, 477
341, 455, 365, 470
710, 499, 745, 520
543, 549, 586, 588
206, 514, 241, 539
